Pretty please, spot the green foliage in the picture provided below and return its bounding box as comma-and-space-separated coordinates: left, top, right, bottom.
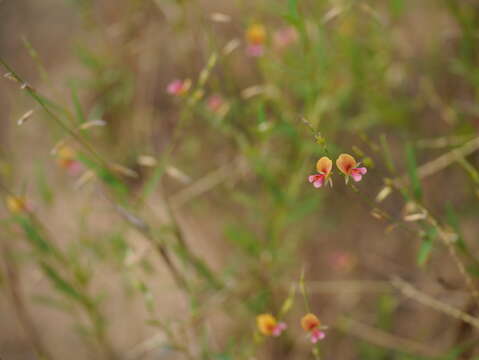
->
3, 0, 479, 358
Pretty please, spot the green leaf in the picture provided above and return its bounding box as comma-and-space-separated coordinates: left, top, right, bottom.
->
142, 161, 167, 199
445, 203, 467, 252
16, 216, 52, 253
225, 225, 260, 256
278, 284, 296, 317
40, 262, 89, 306
288, 0, 299, 21
405, 143, 422, 200
77, 153, 128, 198
35, 164, 54, 204
70, 83, 86, 124
417, 226, 437, 266
379, 134, 396, 173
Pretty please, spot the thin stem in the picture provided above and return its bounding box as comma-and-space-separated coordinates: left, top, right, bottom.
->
1, 241, 53, 360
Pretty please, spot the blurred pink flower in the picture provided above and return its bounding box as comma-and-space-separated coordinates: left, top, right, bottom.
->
310, 328, 326, 343
56, 146, 84, 176
272, 322, 287, 337
301, 313, 327, 344
273, 26, 298, 50
246, 44, 265, 57
257, 314, 287, 337
167, 79, 191, 96
330, 251, 357, 273
207, 94, 224, 113
246, 24, 266, 57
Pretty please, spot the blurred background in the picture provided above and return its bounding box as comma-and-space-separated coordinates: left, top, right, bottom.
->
1, 0, 479, 359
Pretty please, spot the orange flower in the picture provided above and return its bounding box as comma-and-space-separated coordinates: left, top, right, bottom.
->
301, 313, 321, 331
301, 313, 326, 343
5, 196, 30, 214
56, 146, 83, 175
336, 154, 367, 183
246, 24, 266, 45
246, 24, 266, 57
256, 313, 287, 337
308, 156, 333, 188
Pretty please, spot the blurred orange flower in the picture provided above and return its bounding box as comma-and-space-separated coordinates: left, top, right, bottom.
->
246, 24, 266, 57
56, 146, 83, 176
256, 313, 287, 337
301, 313, 326, 343
5, 195, 30, 214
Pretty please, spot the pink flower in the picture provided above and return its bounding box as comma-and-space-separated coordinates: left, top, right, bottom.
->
246, 44, 265, 57
330, 251, 357, 273
310, 328, 326, 343
246, 24, 266, 57
273, 27, 298, 50
336, 154, 367, 183
256, 314, 287, 337
207, 94, 224, 112
272, 322, 287, 337
308, 156, 333, 188
167, 79, 191, 96
301, 313, 327, 344
56, 146, 84, 177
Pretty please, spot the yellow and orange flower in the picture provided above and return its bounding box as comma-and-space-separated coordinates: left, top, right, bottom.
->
308, 156, 333, 188
301, 313, 326, 343
256, 313, 287, 337
246, 24, 267, 57
336, 154, 367, 183
56, 146, 83, 176
5, 195, 30, 214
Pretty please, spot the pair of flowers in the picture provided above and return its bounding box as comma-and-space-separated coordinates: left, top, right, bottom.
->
245, 24, 299, 57
257, 313, 326, 344
308, 154, 367, 188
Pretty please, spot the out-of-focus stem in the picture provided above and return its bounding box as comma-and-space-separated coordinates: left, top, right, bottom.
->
1, 242, 53, 360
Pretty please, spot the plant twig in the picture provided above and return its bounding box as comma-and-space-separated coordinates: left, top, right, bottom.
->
391, 276, 479, 329
1, 241, 53, 360
338, 316, 442, 358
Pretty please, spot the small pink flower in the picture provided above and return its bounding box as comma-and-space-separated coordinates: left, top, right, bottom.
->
308, 156, 333, 188
273, 27, 298, 50
245, 24, 266, 57
330, 251, 357, 273
272, 322, 287, 337
310, 328, 326, 343
56, 146, 84, 177
207, 94, 224, 112
167, 79, 191, 96
336, 154, 367, 183
246, 44, 265, 57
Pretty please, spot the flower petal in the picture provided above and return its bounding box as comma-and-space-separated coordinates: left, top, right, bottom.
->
272, 322, 287, 336
246, 44, 264, 57
313, 179, 323, 188
336, 153, 357, 175
301, 313, 321, 331
316, 156, 333, 175
357, 167, 367, 175
351, 172, 362, 182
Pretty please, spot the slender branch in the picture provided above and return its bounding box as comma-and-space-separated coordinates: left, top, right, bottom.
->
391, 276, 479, 329
338, 316, 442, 358
1, 241, 53, 360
